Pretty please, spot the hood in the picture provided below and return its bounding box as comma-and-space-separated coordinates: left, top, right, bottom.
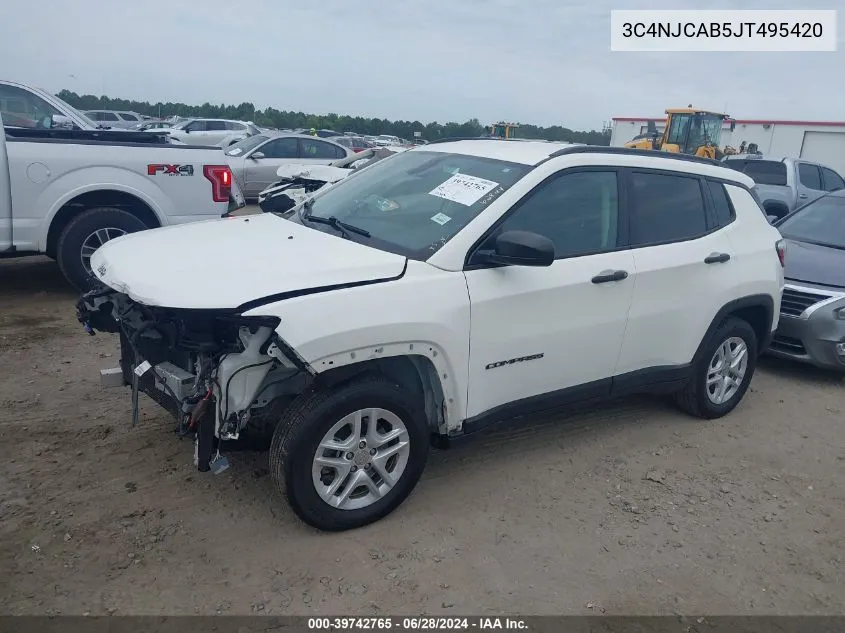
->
90, 214, 407, 310
783, 239, 845, 289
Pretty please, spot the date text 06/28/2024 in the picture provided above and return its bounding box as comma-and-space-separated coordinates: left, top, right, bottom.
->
307, 617, 528, 630
610, 9, 837, 52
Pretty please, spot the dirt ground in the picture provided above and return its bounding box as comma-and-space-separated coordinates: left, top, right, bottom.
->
1, 255, 843, 617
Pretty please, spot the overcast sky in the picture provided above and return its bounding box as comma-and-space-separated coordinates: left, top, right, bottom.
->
1, 0, 842, 130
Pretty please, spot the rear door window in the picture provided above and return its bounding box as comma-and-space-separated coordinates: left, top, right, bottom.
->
628, 171, 708, 245
798, 163, 823, 190
300, 139, 341, 159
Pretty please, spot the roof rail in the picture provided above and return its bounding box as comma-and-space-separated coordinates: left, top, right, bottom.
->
426, 136, 510, 145
548, 145, 724, 167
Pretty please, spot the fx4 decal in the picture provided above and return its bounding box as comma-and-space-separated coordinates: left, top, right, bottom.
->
485, 353, 544, 370
147, 164, 194, 176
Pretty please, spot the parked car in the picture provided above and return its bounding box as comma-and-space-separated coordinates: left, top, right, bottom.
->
134, 120, 172, 131
165, 118, 260, 147
373, 134, 401, 146
84, 110, 145, 129
223, 133, 353, 199
724, 155, 845, 220
76, 143, 783, 531
767, 190, 845, 370
331, 135, 373, 152
1, 107, 245, 289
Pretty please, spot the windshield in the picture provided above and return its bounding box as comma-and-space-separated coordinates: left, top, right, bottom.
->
47, 92, 98, 128
290, 150, 531, 258
225, 135, 268, 156
777, 196, 845, 250
685, 115, 723, 150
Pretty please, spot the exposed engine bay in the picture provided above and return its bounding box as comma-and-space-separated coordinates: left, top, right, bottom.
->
76, 285, 312, 472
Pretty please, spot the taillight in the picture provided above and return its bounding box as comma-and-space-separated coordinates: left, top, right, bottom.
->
203, 165, 232, 203
776, 239, 786, 268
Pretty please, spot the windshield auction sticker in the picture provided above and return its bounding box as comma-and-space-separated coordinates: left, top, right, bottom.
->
429, 174, 500, 207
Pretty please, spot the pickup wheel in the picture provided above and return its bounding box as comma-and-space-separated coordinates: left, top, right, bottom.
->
56, 207, 148, 291
674, 317, 758, 419
269, 375, 429, 531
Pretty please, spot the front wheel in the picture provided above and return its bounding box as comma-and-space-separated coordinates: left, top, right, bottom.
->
674, 317, 758, 419
270, 376, 429, 531
56, 207, 148, 291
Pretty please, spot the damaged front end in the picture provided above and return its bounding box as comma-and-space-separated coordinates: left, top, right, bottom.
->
76, 285, 312, 472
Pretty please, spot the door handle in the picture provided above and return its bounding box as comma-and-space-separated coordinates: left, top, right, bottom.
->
704, 252, 731, 264
591, 269, 629, 284
798, 194, 808, 199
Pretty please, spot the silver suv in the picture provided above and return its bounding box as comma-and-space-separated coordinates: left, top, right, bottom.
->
84, 110, 144, 129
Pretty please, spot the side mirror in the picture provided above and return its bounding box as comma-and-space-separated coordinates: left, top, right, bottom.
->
183, 128, 191, 133
766, 214, 778, 224
251, 152, 265, 160
479, 230, 554, 267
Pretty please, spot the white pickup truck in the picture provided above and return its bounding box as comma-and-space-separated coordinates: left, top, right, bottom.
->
1, 79, 245, 289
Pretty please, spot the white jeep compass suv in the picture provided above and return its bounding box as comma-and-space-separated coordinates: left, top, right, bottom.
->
77, 140, 785, 531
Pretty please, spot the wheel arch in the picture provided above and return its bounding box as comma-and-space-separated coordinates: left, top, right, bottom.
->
762, 199, 789, 219
46, 188, 162, 258
39, 178, 166, 256
696, 294, 774, 361
311, 345, 457, 436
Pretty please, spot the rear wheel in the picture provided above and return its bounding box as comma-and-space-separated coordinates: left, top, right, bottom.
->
674, 317, 758, 419
56, 207, 148, 291
269, 376, 429, 531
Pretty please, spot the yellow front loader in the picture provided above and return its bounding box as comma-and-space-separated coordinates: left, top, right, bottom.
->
625, 106, 737, 159
489, 122, 519, 139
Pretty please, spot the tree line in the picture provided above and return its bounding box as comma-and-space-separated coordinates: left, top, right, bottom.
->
57, 90, 611, 145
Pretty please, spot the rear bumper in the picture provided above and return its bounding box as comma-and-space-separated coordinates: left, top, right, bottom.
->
767, 313, 845, 371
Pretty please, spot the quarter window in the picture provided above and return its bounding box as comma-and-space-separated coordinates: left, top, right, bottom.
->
707, 180, 735, 227
628, 171, 707, 245
497, 171, 619, 259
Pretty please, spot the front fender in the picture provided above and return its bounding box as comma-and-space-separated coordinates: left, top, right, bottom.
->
243, 261, 471, 431
38, 167, 169, 250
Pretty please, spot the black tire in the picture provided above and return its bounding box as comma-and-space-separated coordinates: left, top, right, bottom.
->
56, 207, 149, 291
269, 375, 429, 531
674, 317, 758, 419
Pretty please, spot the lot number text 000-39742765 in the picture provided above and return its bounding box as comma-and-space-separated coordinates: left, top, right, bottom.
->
610, 9, 838, 52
